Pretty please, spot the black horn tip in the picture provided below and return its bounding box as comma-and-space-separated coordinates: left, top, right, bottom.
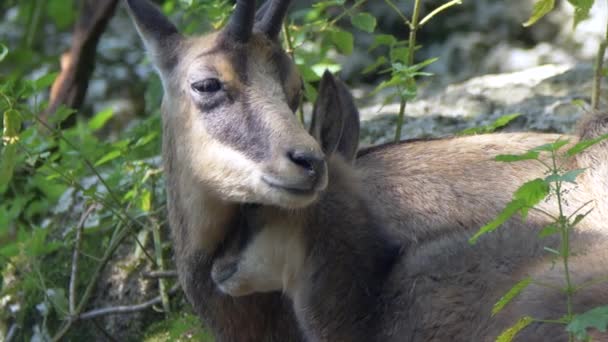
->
226, 0, 257, 43
255, 0, 292, 39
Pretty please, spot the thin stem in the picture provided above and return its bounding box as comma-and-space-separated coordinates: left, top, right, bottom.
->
52, 223, 130, 341
383, 0, 411, 26
327, 0, 368, 28
592, 41, 606, 110
150, 177, 170, 315
0, 91, 13, 109
77, 284, 180, 320
143, 270, 178, 279
394, 99, 407, 141
566, 202, 594, 223
394, 0, 422, 142
574, 274, 608, 292
591, 0, 608, 110
419, 0, 462, 27
530, 207, 559, 222
551, 151, 574, 342
533, 280, 564, 292
533, 318, 568, 325
69, 205, 96, 314
34, 116, 124, 212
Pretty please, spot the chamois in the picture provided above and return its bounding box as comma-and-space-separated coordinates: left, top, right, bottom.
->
126, 0, 608, 340
212, 72, 608, 341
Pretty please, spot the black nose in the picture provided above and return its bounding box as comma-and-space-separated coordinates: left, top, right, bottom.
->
287, 149, 325, 177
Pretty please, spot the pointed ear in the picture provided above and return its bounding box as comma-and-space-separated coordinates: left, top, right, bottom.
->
124, 0, 182, 74
309, 71, 360, 162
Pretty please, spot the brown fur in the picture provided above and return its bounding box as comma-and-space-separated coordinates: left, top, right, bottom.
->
127, 1, 608, 340
211, 75, 608, 341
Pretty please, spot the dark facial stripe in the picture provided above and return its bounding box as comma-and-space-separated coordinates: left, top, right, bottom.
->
198, 94, 270, 162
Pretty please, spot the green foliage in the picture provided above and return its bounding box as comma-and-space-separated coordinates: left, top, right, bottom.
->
492, 277, 532, 317
523, 0, 555, 27
0, 35, 165, 338
567, 306, 608, 340
144, 312, 213, 342
524, 0, 595, 29
470, 135, 608, 340
469, 178, 549, 244
496, 316, 534, 342
350, 12, 376, 33
458, 113, 521, 136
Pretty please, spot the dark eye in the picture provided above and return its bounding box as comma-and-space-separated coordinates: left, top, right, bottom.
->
191, 78, 222, 93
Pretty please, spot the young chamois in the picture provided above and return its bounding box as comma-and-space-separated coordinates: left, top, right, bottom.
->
126, 0, 608, 340
212, 72, 608, 341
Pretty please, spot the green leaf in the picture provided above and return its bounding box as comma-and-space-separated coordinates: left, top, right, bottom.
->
140, 188, 152, 212
0, 109, 21, 194
94, 150, 122, 166
351, 12, 376, 33
566, 133, 608, 156
572, 213, 588, 227
362, 56, 388, 74
303, 81, 318, 103
88, 108, 114, 131
567, 0, 594, 29
469, 199, 523, 244
329, 29, 354, 55
134, 132, 159, 148
3, 108, 21, 142
34, 72, 59, 91
47, 0, 76, 29
545, 168, 586, 184
459, 113, 520, 136
496, 316, 534, 342
492, 277, 532, 316
538, 223, 559, 238
566, 306, 608, 340
523, 0, 555, 27
47, 288, 69, 318
543, 246, 560, 255
532, 139, 570, 152
469, 179, 549, 244
390, 46, 409, 64
0, 43, 7, 62
513, 178, 550, 219
0, 143, 17, 194
369, 34, 397, 51
495, 151, 540, 162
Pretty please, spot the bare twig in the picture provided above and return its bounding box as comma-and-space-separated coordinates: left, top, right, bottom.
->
52, 222, 130, 342
77, 284, 180, 320
69, 205, 96, 314
143, 270, 178, 279
151, 205, 171, 314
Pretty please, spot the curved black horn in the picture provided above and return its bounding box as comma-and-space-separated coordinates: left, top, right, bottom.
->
226, 0, 257, 43
255, 0, 291, 39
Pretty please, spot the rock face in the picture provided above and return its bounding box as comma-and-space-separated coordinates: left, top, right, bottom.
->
339, 0, 607, 84
356, 63, 608, 146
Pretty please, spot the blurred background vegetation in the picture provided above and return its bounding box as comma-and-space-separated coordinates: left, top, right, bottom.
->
0, 0, 606, 340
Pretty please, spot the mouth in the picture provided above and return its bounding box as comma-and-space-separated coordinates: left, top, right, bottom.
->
262, 175, 319, 196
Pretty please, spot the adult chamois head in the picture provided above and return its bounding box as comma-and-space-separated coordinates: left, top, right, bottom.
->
126, 0, 326, 210
126, 1, 315, 340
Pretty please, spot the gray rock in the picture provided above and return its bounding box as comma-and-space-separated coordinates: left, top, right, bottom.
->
357, 63, 607, 146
